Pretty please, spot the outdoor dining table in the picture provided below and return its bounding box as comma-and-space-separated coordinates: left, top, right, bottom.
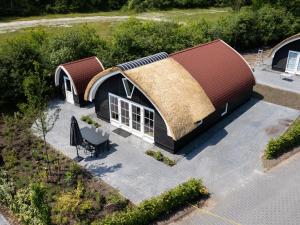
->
80, 127, 109, 157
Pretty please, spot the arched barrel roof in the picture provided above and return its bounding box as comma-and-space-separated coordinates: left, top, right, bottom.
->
269, 33, 300, 58
171, 40, 255, 107
55, 56, 104, 95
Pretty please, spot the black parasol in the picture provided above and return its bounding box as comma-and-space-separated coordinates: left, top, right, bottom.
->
70, 116, 83, 162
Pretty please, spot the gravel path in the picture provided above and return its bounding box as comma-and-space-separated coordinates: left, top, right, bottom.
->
0, 214, 10, 225
0, 15, 168, 33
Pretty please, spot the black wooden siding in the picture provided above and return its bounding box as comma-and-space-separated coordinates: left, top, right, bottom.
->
272, 39, 300, 72
94, 73, 173, 149
94, 73, 253, 153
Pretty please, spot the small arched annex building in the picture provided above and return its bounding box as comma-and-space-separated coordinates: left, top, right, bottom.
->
55, 56, 104, 107
270, 33, 300, 74
84, 40, 255, 153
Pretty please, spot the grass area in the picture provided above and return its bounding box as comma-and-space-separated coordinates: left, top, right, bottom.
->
142, 7, 232, 23
253, 84, 300, 110
0, 7, 231, 43
146, 149, 176, 166
0, 10, 136, 22
0, 7, 230, 23
0, 21, 117, 43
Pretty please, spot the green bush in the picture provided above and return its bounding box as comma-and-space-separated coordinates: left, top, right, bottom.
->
146, 150, 176, 166
106, 193, 129, 210
81, 115, 100, 128
64, 162, 82, 185
265, 119, 300, 159
94, 178, 208, 225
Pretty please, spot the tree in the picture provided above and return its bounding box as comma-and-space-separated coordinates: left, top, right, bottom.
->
21, 63, 59, 179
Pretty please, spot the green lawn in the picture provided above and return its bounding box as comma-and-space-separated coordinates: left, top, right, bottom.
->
0, 21, 118, 43
0, 7, 232, 43
140, 7, 232, 23
0, 10, 136, 22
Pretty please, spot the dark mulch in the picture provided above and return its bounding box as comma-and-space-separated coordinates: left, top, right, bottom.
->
253, 84, 300, 110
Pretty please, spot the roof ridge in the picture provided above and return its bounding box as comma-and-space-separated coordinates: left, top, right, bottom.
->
170, 39, 221, 56
62, 56, 97, 66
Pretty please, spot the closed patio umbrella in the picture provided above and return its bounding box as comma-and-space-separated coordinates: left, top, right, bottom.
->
70, 116, 83, 162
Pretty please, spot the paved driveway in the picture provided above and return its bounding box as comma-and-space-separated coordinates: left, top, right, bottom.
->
46, 99, 299, 203
172, 152, 300, 225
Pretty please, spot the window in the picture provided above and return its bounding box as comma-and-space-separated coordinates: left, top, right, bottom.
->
221, 103, 228, 116
122, 78, 135, 98
144, 109, 154, 137
286, 51, 300, 74
109, 95, 119, 121
132, 105, 141, 131
120, 100, 130, 126
65, 78, 71, 92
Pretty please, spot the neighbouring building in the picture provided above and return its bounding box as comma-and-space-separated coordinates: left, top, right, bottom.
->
270, 33, 300, 74
55, 56, 104, 107
84, 40, 255, 153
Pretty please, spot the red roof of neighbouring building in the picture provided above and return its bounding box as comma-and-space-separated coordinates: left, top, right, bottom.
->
171, 40, 255, 108
62, 56, 104, 95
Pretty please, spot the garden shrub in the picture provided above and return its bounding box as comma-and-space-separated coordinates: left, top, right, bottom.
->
93, 178, 208, 225
64, 162, 82, 185
106, 193, 129, 210
265, 119, 300, 159
146, 150, 176, 166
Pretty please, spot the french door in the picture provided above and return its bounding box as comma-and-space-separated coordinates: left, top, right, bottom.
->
109, 93, 154, 142
286, 51, 300, 74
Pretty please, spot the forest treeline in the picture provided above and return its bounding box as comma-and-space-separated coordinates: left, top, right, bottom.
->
0, 0, 299, 17
0, 4, 299, 111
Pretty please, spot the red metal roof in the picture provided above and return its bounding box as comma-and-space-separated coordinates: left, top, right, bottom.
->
62, 56, 104, 95
171, 40, 255, 108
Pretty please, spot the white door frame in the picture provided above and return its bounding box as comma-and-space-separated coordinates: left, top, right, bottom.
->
285, 50, 300, 74
64, 76, 74, 104
108, 93, 154, 143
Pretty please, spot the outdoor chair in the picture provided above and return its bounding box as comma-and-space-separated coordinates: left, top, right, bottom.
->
81, 140, 96, 157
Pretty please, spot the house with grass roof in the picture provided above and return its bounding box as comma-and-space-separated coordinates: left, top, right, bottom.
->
82, 40, 255, 152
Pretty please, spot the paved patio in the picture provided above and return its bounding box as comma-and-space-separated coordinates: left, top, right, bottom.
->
173, 151, 300, 225
46, 98, 299, 204
254, 65, 300, 94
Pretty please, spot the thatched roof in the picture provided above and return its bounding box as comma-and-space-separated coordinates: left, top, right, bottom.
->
125, 58, 215, 140
84, 67, 120, 101
85, 58, 215, 140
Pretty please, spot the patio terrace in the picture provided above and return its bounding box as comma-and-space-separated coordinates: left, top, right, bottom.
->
46, 98, 299, 204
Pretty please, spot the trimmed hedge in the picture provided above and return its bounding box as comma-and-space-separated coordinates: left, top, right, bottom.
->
92, 178, 208, 225
265, 119, 300, 159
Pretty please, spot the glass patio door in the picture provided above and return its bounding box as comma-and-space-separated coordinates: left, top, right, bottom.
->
286, 51, 300, 74
109, 93, 154, 143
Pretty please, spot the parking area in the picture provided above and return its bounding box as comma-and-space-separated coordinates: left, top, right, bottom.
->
46, 98, 299, 204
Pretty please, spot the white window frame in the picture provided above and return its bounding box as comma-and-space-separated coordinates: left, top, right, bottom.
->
221, 103, 228, 117
285, 50, 300, 74
122, 78, 135, 99
108, 93, 155, 143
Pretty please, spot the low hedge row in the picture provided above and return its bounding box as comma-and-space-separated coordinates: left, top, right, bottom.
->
265, 119, 300, 159
93, 178, 208, 225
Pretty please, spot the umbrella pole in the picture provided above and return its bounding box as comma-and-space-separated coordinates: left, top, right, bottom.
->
75, 145, 83, 162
